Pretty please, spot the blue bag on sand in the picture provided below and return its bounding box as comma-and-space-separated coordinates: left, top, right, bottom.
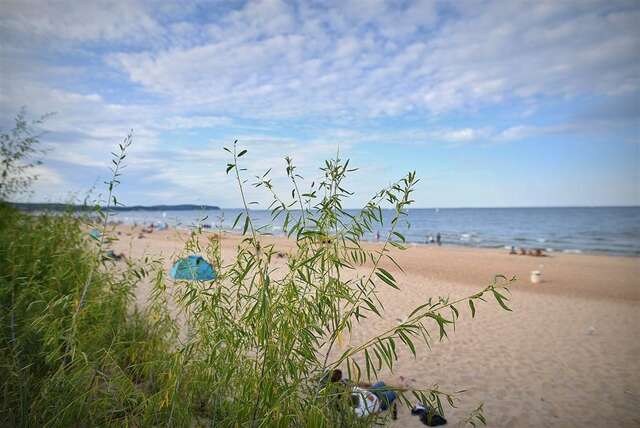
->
170, 255, 216, 280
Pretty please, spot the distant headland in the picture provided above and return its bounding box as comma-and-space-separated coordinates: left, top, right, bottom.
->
11, 203, 220, 212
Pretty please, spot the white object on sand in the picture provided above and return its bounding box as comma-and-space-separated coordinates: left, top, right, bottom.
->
530, 270, 542, 284
352, 386, 380, 417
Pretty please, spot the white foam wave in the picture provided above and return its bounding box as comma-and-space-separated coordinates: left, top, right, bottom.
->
562, 249, 582, 254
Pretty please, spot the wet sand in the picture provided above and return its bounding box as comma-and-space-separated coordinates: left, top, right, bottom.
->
112, 226, 640, 427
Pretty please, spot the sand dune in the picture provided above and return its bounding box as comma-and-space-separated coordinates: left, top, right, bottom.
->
112, 226, 640, 427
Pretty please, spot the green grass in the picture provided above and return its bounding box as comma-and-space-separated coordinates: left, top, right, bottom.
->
0, 203, 169, 426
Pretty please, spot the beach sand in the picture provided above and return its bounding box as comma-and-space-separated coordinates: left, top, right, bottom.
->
112, 226, 640, 427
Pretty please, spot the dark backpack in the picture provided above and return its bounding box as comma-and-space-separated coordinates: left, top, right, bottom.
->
411, 404, 447, 426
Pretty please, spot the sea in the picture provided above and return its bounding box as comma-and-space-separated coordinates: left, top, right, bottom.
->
112, 207, 640, 257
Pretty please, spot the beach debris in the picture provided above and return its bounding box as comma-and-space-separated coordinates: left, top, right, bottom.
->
530, 270, 542, 284
140, 222, 163, 233
587, 326, 596, 335
170, 255, 217, 281
276, 251, 286, 258
103, 250, 125, 261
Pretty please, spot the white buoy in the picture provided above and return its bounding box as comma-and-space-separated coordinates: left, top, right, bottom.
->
530, 270, 542, 284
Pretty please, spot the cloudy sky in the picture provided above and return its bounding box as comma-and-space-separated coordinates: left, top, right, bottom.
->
1, 0, 638, 208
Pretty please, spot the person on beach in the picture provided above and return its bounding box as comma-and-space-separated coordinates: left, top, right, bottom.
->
436, 233, 441, 246
323, 369, 398, 419
352, 381, 398, 418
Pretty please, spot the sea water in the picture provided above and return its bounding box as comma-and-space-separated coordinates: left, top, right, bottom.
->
114, 207, 640, 257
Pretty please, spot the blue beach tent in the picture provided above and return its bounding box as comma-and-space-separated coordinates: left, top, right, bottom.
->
170, 255, 217, 281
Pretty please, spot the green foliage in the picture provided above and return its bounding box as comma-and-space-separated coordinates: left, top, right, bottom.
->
0, 137, 514, 427
0, 203, 166, 426
0, 109, 51, 201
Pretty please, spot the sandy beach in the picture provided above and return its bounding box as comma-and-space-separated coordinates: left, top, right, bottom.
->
112, 226, 640, 427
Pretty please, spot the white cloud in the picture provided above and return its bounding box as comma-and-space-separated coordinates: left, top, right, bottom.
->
11, 164, 67, 203
0, 0, 159, 43
158, 115, 233, 130
32, 164, 63, 185
130, 134, 348, 207
436, 128, 488, 143
103, 1, 640, 117
496, 126, 540, 143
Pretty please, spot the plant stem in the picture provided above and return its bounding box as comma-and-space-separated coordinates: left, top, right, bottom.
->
66, 132, 132, 360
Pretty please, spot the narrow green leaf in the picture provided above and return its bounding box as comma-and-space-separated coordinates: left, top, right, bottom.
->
232, 212, 243, 229
493, 290, 512, 312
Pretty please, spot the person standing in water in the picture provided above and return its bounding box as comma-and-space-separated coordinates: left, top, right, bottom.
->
436, 233, 441, 246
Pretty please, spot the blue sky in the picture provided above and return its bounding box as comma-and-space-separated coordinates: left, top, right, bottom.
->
1, 0, 638, 208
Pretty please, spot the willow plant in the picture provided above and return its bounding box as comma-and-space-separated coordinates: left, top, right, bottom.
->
149, 141, 515, 427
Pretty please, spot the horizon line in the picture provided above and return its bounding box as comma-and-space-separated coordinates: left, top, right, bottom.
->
13, 202, 640, 210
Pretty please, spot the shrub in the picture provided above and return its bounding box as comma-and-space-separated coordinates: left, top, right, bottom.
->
0, 109, 50, 201
0, 138, 514, 427
137, 142, 514, 426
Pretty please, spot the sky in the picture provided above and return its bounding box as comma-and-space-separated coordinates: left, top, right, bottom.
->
1, 0, 639, 208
